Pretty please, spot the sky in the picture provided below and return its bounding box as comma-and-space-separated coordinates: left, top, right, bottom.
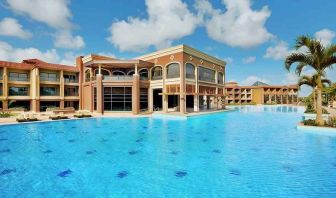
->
0, 0, 335, 96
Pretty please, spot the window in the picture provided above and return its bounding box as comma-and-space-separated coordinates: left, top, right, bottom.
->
85, 70, 91, 82
9, 72, 29, 82
139, 69, 148, 80
103, 87, 132, 111
185, 63, 195, 79
40, 87, 58, 96
64, 74, 77, 83
9, 87, 29, 96
217, 72, 224, 84
151, 66, 162, 80
198, 67, 216, 83
166, 63, 180, 79
93, 87, 97, 111
0, 69, 3, 80
65, 87, 78, 96
40, 72, 58, 82
140, 88, 148, 111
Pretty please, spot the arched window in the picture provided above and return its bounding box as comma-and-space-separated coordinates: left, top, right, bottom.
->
112, 71, 125, 76
139, 69, 148, 80
166, 63, 180, 79
85, 70, 91, 82
127, 70, 135, 76
198, 66, 216, 83
151, 66, 162, 80
185, 63, 195, 79
94, 69, 110, 76
217, 72, 224, 84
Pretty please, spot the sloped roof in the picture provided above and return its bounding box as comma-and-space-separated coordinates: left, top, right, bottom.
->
0, 59, 78, 72
251, 81, 269, 86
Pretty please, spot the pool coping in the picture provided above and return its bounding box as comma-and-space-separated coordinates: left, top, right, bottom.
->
297, 122, 336, 133
151, 108, 234, 119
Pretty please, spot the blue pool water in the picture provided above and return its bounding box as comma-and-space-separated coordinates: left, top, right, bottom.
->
1, 106, 336, 197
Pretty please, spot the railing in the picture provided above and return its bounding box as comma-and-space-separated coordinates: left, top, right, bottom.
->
9, 77, 29, 82
40, 77, 59, 82
64, 79, 79, 83
103, 75, 133, 81
199, 77, 216, 83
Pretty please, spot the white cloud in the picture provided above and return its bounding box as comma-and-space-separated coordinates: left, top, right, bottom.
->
0, 40, 78, 66
264, 41, 290, 60
241, 75, 269, 86
197, 0, 273, 48
98, 52, 116, 58
223, 57, 233, 64
6, 0, 85, 49
242, 56, 256, 64
315, 29, 335, 46
107, 0, 198, 52
282, 72, 298, 85
54, 30, 85, 49
6, 0, 72, 29
0, 17, 32, 39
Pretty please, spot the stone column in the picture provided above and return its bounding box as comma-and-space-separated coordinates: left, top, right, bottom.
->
60, 100, 64, 109
163, 65, 168, 113
31, 100, 39, 112
132, 74, 140, 114
96, 74, 103, 114
2, 100, 8, 111
179, 62, 186, 114
194, 66, 199, 112
76, 56, 83, 110
148, 88, 153, 112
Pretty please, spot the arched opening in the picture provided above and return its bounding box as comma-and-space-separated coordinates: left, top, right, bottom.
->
217, 72, 224, 84
94, 69, 110, 77
127, 70, 135, 76
85, 70, 91, 82
166, 63, 180, 79
185, 63, 195, 79
112, 71, 126, 76
151, 66, 162, 80
139, 69, 148, 80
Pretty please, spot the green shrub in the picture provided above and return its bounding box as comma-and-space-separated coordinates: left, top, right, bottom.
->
303, 119, 318, 126
0, 111, 12, 118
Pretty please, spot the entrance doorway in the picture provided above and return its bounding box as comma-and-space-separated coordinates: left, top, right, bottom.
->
186, 95, 194, 111
153, 89, 162, 111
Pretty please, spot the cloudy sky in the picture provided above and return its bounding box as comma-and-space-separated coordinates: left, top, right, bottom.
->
0, 0, 335, 95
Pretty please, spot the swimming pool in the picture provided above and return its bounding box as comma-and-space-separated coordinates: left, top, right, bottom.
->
1, 106, 336, 197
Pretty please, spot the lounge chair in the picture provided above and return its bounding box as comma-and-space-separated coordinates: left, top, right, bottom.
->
27, 113, 38, 122
16, 114, 26, 122
49, 112, 69, 120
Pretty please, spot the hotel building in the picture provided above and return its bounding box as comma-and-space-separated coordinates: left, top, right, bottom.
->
225, 81, 298, 105
0, 59, 80, 112
0, 45, 226, 114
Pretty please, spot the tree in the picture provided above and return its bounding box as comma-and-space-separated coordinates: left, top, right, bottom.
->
298, 74, 331, 110
285, 36, 336, 125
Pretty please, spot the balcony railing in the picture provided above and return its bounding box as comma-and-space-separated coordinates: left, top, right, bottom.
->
103, 76, 133, 81
9, 77, 29, 82
40, 77, 59, 82
64, 79, 78, 83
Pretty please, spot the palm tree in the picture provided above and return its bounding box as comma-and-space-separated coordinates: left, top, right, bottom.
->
298, 74, 331, 110
285, 36, 336, 125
